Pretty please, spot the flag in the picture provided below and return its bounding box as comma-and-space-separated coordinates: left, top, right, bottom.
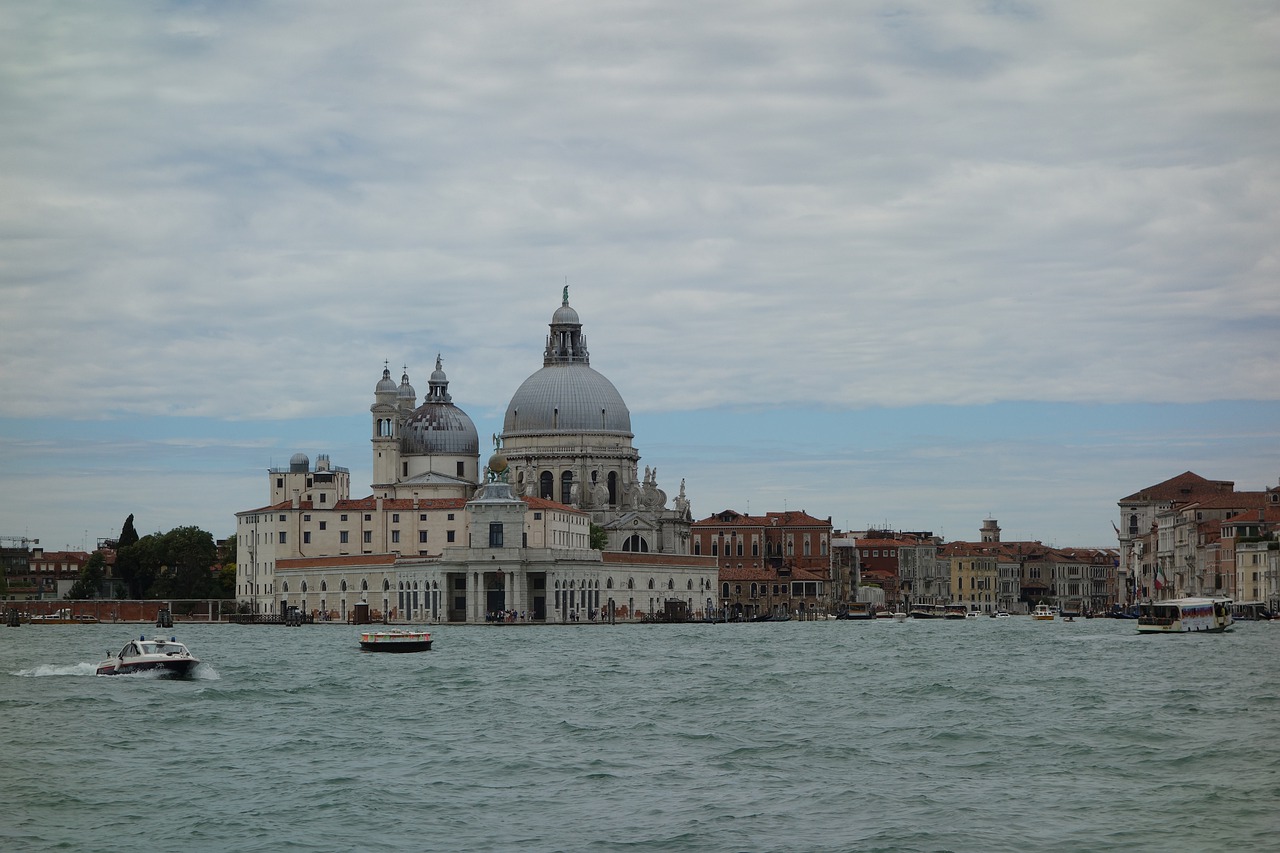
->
1154, 566, 1165, 591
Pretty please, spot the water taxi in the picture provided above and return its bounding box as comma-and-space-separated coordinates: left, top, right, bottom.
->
1032, 604, 1056, 621
1136, 598, 1233, 634
359, 629, 433, 652
944, 604, 969, 620
96, 636, 201, 677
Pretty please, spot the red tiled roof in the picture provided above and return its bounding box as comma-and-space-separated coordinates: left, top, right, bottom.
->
1120, 471, 1235, 503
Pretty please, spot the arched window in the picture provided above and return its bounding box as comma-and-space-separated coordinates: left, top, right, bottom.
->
383, 579, 390, 591
361, 579, 368, 591
607, 471, 618, 505
282, 581, 289, 593
627, 577, 634, 590
540, 471, 554, 500
622, 535, 649, 553
560, 471, 573, 504
301, 580, 308, 593
648, 578, 655, 589
687, 579, 693, 590
340, 580, 348, 592
721, 582, 730, 598
667, 578, 674, 590
320, 581, 327, 592
607, 577, 614, 589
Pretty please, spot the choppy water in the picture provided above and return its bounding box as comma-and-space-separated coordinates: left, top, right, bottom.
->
3, 617, 1277, 852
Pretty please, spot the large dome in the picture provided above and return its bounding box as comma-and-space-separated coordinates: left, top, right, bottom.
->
503, 364, 632, 436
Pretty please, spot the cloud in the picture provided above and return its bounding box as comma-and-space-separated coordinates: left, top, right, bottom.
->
2, 1, 1278, 549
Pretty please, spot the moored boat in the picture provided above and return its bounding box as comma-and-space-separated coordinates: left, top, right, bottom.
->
96, 635, 201, 677
837, 603, 875, 620
1137, 598, 1233, 634
359, 629, 433, 652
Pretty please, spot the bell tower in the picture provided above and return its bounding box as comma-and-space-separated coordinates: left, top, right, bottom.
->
371, 362, 400, 487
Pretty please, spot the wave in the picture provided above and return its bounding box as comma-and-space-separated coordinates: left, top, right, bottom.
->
12, 662, 99, 677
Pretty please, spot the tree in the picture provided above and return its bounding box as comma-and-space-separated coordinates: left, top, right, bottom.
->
118, 514, 139, 549
589, 523, 608, 551
67, 552, 107, 599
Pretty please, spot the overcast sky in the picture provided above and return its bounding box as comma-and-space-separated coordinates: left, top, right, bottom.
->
3, 1, 1278, 553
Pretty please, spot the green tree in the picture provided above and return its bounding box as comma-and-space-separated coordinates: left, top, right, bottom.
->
67, 551, 107, 599
589, 523, 608, 551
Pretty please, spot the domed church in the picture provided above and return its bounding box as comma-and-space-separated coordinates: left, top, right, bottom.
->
234, 289, 713, 624
501, 287, 694, 554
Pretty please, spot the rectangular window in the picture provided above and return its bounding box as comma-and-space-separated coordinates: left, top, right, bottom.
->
363, 531, 372, 544
341, 514, 348, 521
364, 514, 372, 521
392, 513, 400, 523
279, 514, 286, 522
489, 523, 503, 548
534, 512, 542, 520
340, 531, 349, 544
276, 477, 284, 488
303, 514, 311, 522
320, 494, 327, 504
447, 530, 456, 543
419, 514, 427, 521
457, 461, 465, 477
391, 530, 400, 544
278, 532, 286, 544
319, 521, 327, 531
303, 532, 311, 544
419, 531, 428, 544
447, 513, 455, 521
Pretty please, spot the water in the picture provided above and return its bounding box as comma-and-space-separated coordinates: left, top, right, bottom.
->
3, 618, 1277, 852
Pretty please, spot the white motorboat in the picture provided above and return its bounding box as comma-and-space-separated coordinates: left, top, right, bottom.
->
891, 611, 908, 622
1032, 604, 1056, 621
96, 636, 201, 677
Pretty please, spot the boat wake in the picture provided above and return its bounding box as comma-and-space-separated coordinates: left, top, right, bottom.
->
12, 662, 100, 678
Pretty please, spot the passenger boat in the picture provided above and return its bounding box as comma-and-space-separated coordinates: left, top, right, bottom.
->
1032, 604, 1056, 621
359, 629, 433, 652
1136, 598, 1233, 634
96, 636, 201, 677
909, 603, 945, 619
992, 610, 1011, 619
944, 604, 969, 620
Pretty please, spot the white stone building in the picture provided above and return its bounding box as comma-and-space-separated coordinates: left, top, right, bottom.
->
235, 290, 716, 622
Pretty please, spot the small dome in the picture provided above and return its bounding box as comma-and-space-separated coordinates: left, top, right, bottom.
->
375, 366, 397, 394
552, 302, 580, 325
402, 403, 479, 456
289, 453, 310, 472
397, 370, 416, 402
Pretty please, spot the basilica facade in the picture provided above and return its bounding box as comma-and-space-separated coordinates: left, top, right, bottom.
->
234, 291, 716, 623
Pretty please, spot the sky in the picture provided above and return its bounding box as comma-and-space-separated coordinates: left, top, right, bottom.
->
2, 1, 1278, 553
